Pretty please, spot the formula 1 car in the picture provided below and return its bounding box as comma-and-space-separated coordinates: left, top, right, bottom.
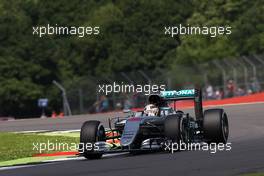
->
79, 89, 229, 159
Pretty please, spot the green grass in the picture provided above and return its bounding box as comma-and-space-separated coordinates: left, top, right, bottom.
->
0, 132, 79, 162
241, 173, 264, 176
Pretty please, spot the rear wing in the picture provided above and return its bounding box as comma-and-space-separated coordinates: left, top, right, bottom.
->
159, 89, 203, 120
160, 89, 196, 100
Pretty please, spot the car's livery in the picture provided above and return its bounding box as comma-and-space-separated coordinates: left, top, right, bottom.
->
79, 89, 229, 159
160, 89, 195, 98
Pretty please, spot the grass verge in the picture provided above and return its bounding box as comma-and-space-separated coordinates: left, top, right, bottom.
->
241, 173, 264, 176
0, 132, 79, 162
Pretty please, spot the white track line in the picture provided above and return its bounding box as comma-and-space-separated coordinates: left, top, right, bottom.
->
14, 129, 80, 134
0, 157, 82, 171
15, 129, 112, 134
0, 164, 38, 171
0, 153, 127, 171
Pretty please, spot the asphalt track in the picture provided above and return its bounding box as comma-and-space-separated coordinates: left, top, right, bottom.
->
0, 112, 126, 132
1, 103, 264, 176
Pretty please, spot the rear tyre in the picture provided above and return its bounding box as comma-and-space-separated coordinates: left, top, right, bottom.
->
203, 109, 229, 144
80, 120, 106, 159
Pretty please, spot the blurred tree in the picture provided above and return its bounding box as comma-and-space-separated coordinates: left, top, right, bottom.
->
0, 0, 262, 117
173, 0, 264, 65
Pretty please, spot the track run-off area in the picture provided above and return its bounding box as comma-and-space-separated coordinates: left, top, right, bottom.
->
0, 101, 264, 176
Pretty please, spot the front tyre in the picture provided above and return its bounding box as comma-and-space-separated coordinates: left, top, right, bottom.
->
80, 120, 106, 159
203, 109, 229, 144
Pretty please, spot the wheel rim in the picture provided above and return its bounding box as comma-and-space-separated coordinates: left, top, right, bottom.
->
180, 118, 188, 143
221, 113, 229, 142
96, 125, 105, 141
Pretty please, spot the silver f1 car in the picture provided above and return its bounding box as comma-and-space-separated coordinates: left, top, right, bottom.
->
79, 89, 229, 159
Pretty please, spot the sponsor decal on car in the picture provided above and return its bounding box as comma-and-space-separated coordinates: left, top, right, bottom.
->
161, 89, 195, 98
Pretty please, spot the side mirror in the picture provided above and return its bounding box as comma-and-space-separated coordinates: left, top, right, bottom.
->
123, 109, 131, 113
123, 109, 135, 117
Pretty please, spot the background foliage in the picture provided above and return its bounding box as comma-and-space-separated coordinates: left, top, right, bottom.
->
0, 0, 263, 117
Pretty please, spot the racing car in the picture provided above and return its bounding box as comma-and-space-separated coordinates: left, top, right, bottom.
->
79, 89, 229, 159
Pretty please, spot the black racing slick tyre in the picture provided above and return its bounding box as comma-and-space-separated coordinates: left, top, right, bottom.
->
165, 115, 182, 143
80, 120, 106, 159
203, 109, 229, 144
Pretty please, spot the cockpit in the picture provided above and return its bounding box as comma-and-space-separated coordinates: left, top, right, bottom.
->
159, 107, 174, 116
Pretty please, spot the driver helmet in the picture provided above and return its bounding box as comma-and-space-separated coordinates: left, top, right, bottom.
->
144, 104, 159, 116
